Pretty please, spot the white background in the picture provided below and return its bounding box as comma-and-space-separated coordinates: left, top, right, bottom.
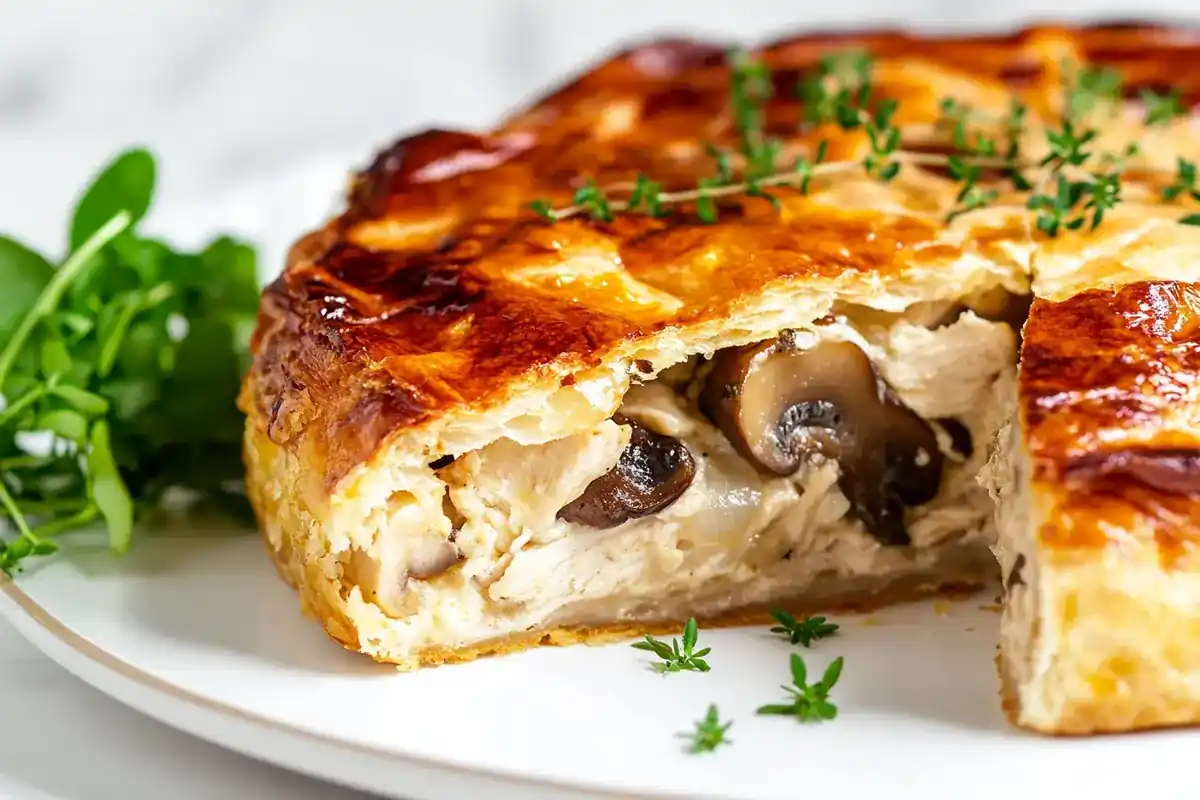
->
1, 2, 1197, 798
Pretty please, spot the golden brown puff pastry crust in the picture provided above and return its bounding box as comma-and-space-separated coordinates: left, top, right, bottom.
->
1000, 281, 1200, 733
242, 22, 1200, 491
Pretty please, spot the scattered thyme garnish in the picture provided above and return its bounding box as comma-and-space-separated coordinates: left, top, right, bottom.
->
526, 49, 1196, 238
1027, 173, 1088, 236
678, 704, 733, 754
1165, 158, 1200, 225
863, 99, 902, 181
729, 50, 779, 181
769, 610, 840, 647
939, 98, 997, 158
570, 181, 614, 223
1005, 98, 1034, 191
1163, 157, 1200, 202
1039, 118, 1096, 172
757, 653, 844, 723
792, 140, 828, 196
1143, 88, 1186, 127
801, 49, 873, 129
528, 199, 558, 222
632, 617, 712, 674
628, 174, 666, 217
945, 155, 1000, 222
1065, 63, 1123, 121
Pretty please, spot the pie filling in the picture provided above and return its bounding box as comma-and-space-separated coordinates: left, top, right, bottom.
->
348, 297, 1023, 651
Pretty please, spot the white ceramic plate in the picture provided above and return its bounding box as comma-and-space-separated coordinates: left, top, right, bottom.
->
4, 170, 1200, 800
5, 527, 1200, 800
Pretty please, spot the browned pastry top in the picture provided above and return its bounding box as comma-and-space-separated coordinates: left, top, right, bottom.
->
241, 23, 1200, 488
1021, 280, 1200, 562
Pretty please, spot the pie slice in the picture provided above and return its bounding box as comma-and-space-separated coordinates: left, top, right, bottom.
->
239, 22, 1200, 687
990, 279, 1200, 733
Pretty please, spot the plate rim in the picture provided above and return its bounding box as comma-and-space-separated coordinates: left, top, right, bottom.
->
0, 579, 653, 800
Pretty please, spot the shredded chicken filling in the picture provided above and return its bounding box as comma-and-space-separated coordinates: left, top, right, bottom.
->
351, 302, 1020, 640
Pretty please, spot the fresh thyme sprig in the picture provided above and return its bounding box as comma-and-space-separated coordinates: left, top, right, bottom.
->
946, 156, 1000, 222
1065, 63, 1123, 121
1143, 88, 1186, 126
801, 50, 873, 129
678, 704, 733, 754
528, 49, 1196, 235
1163, 156, 1200, 202
769, 610, 840, 647
862, 99, 902, 181
632, 617, 712, 673
1005, 98, 1034, 191
757, 653, 845, 723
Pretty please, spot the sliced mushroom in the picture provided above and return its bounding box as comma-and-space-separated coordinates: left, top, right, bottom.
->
700, 337, 944, 545
935, 417, 974, 459
557, 417, 696, 529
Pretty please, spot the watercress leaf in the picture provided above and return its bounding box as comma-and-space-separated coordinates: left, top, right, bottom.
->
88, 420, 134, 553
197, 236, 260, 312
38, 408, 89, 443
31, 541, 59, 557
0, 236, 54, 345
51, 384, 109, 416
44, 310, 94, 343
99, 378, 158, 421
69, 148, 156, 251
110, 235, 170, 286
6, 537, 31, 561
96, 291, 144, 378
115, 320, 168, 378
40, 336, 73, 379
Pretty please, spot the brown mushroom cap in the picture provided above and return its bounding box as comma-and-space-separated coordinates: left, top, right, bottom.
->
700, 336, 944, 545
557, 417, 696, 529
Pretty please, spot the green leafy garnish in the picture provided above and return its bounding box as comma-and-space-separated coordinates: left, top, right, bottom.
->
1065, 63, 1123, 121
792, 140, 828, 196
570, 181, 614, 223
1005, 98, 1034, 191
863, 99, 902, 181
756, 653, 844, 723
1143, 88, 1186, 127
939, 97, 997, 158
678, 704, 733, 754
769, 610, 840, 647
627, 174, 666, 218
632, 617, 712, 673
0, 147, 259, 576
1040, 118, 1096, 172
1028, 173, 1088, 236
1163, 157, 1200, 203
801, 50, 873, 129
528, 199, 558, 222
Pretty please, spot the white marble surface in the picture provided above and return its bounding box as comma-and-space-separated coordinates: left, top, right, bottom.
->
2, 2, 1199, 798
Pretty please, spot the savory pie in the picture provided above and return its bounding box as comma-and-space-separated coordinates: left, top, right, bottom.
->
239, 22, 1200, 733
